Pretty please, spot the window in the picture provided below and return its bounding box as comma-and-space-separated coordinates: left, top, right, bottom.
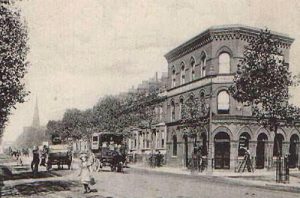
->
161, 132, 165, 148
173, 135, 177, 156
171, 100, 175, 121
179, 98, 184, 119
172, 67, 176, 88
219, 53, 230, 73
200, 53, 206, 77
190, 57, 196, 81
146, 132, 150, 148
217, 91, 230, 114
180, 62, 185, 85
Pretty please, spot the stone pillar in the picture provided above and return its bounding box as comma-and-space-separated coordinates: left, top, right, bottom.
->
267, 142, 274, 169
249, 141, 257, 170
206, 141, 214, 173
230, 141, 239, 171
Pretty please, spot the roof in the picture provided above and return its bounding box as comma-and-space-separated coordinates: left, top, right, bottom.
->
164, 24, 294, 63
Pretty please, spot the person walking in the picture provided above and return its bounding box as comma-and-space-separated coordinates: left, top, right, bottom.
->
31, 146, 40, 176
78, 153, 92, 193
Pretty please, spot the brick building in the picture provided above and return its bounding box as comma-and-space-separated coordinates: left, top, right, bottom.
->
128, 25, 300, 171
162, 25, 300, 171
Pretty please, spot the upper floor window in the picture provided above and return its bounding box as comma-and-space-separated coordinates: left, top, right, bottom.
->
179, 97, 184, 119
219, 53, 230, 74
172, 67, 176, 88
200, 53, 207, 77
217, 91, 230, 114
171, 100, 175, 122
190, 57, 196, 81
180, 62, 185, 85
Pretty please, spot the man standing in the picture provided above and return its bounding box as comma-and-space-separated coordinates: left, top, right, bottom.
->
31, 146, 40, 175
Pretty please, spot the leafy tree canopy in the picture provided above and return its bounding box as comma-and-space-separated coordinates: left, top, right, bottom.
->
0, 1, 29, 137
229, 29, 300, 131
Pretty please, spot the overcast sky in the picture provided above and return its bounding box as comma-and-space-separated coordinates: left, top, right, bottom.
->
3, 0, 300, 142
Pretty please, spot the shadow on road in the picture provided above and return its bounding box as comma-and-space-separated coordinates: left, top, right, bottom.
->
7, 171, 58, 180
1, 180, 81, 197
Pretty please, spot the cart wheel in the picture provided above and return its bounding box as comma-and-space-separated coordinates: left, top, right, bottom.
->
47, 163, 52, 171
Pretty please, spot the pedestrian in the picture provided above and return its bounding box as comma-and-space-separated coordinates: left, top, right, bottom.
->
78, 153, 92, 193
40, 145, 48, 166
31, 146, 40, 175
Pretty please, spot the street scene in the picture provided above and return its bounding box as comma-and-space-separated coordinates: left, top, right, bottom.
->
1, 0, 300, 197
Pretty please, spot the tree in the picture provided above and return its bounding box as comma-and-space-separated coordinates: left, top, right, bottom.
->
229, 29, 300, 159
0, 1, 29, 138
181, 94, 209, 151
92, 96, 126, 132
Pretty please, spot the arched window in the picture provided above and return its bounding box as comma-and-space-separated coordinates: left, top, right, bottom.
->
190, 57, 196, 81
172, 66, 176, 88
180, 62, 185, 85
173, 135, 177, 156
200, 53, 207, 77
179, 97, 184, 119
217, 91, 230, 114
238, 132, 251, 156
171, 100, 175, 122
219, 53, 230, 74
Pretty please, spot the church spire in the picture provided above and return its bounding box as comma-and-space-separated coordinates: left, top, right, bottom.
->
32, 97, 40, 128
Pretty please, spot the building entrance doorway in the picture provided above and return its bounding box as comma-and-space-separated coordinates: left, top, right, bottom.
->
214, 132, 230, 169
256, 133, 268, 169
289, 134, 299, 168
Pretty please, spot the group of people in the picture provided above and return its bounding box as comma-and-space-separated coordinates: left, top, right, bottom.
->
31, 145, 49, 175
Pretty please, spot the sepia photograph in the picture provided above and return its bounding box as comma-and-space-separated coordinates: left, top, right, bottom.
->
1, 0, 300, 197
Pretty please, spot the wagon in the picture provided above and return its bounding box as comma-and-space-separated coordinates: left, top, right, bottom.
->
46, 144, 72, 170
91, 132, 127, 172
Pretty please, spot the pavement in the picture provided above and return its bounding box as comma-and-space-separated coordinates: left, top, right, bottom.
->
129, 163, 300, 193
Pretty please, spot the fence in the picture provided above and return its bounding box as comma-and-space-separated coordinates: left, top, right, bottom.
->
275, 156, 289, 183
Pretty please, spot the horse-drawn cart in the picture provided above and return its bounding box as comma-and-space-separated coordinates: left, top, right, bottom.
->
46, 138, 72, 170
91, 132, 127, 172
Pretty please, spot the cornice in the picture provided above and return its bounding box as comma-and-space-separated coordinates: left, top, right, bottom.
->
164, 25, 294, 63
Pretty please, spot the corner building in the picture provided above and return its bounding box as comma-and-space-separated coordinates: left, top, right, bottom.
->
162, 25, 300, 170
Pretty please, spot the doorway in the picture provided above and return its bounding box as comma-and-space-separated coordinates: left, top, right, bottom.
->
256, 133, 268, 169
214, 132, 230, 169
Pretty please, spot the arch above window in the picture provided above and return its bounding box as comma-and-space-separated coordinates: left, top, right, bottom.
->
217, 91, 230, 114
219, 53, 231, 74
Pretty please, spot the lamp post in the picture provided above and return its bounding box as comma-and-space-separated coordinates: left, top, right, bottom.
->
206, 66, 214, 174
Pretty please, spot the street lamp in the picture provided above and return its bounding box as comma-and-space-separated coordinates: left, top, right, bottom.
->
206, 66, 214, 174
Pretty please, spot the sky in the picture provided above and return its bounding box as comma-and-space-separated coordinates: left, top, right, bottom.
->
3, 0, 300, 142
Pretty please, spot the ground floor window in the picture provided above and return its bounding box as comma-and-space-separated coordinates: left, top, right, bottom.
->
173, 135, 177, 156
